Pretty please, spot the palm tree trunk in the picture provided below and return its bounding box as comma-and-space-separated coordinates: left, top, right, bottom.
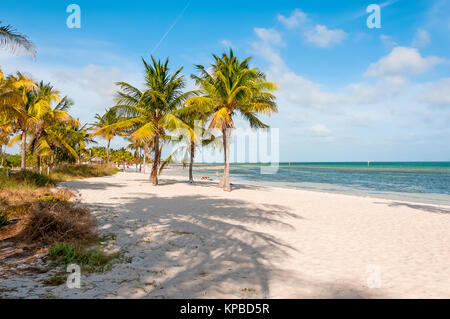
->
189, 140, 195, 182
35, 129, 42, 172
50, 150, 55, 172
143, 144, 147, 174
218, 129, 227, 188
150, 134, 160, 185
20, 130, 27, 171
0, 144, 4, 167
138, 147, 142, 172
222, 128, 231, 192
106, 138, 111, 165
36, 154, 41, 172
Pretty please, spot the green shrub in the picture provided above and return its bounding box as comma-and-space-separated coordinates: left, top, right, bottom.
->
48, 242, 125, 273
3, 154, 21, 168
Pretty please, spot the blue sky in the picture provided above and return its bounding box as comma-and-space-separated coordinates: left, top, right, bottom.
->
1, 0, 449, 161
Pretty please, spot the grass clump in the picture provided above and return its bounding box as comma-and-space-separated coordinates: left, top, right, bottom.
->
41, 273, 67, 286
0, 170, 56, 190
48, 242, 126, 273
17, 200, 97, 245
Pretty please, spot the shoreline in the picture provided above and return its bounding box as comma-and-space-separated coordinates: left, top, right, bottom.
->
161, 169, 450, 207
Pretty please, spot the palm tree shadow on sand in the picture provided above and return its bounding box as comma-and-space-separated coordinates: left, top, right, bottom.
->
68, 179, 388, 299
375, 201, 450, 215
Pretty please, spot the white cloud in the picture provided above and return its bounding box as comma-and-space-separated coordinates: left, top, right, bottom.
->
277, 9, 307, 29
304, 25, 347, 48
254, 28, 284, 45
311, 124, 332, 136
277, 9, 348, 49
417, 78, 450, 107
411, 29, 431, 48
272, 70, 339, 108
365, 46, 444, 78
252, 28, 285, 71
252, 43, 284, 72
252, 28, 390, 110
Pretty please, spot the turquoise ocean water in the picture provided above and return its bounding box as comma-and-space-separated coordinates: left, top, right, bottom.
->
166, 162, 450, 205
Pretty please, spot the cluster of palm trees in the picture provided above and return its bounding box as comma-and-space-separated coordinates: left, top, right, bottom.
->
0, 71, 91, 172
0, 21, 278, 192
87, 146, 136, 166
94, 51, 278, 191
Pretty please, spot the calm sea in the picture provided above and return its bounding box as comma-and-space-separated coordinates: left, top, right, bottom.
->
166, 162, 450, 205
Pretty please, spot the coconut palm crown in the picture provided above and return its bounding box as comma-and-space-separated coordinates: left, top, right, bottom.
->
185, 49, 278, 191
96, 56, 194, 185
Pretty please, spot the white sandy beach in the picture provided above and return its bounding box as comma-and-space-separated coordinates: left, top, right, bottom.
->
1, 172, 450, 298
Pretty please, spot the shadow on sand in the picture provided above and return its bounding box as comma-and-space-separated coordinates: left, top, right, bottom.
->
376, 201, 450, 215
68, 177, 387, 299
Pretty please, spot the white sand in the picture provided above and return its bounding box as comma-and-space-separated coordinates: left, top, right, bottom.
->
1, 172, 449, 298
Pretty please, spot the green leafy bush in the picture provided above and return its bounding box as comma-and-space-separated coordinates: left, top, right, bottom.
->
3, 154, 21, 168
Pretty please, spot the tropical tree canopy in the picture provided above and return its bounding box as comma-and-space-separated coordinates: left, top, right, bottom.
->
185, 49, 278, 191
96, 56, 194, 185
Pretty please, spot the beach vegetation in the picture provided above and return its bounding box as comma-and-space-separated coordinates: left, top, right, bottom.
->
47, 242, 122, 273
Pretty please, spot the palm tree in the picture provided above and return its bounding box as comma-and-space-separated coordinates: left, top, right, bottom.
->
89, 146, 107, 162
29, 89, 79, 172
98, 56, 193, 185
185, 50, 278, 191
0, 21, 36, 58
68, 124, 96, 165
173, 104, 213, 182
0, 70, 37, 170
27, 81, 62, 172
0, 115, 13, 167
91, 108, 124, 165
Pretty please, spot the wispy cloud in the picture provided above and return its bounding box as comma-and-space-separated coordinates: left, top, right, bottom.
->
277, 9, 307, 29
304, 25, 347, 48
